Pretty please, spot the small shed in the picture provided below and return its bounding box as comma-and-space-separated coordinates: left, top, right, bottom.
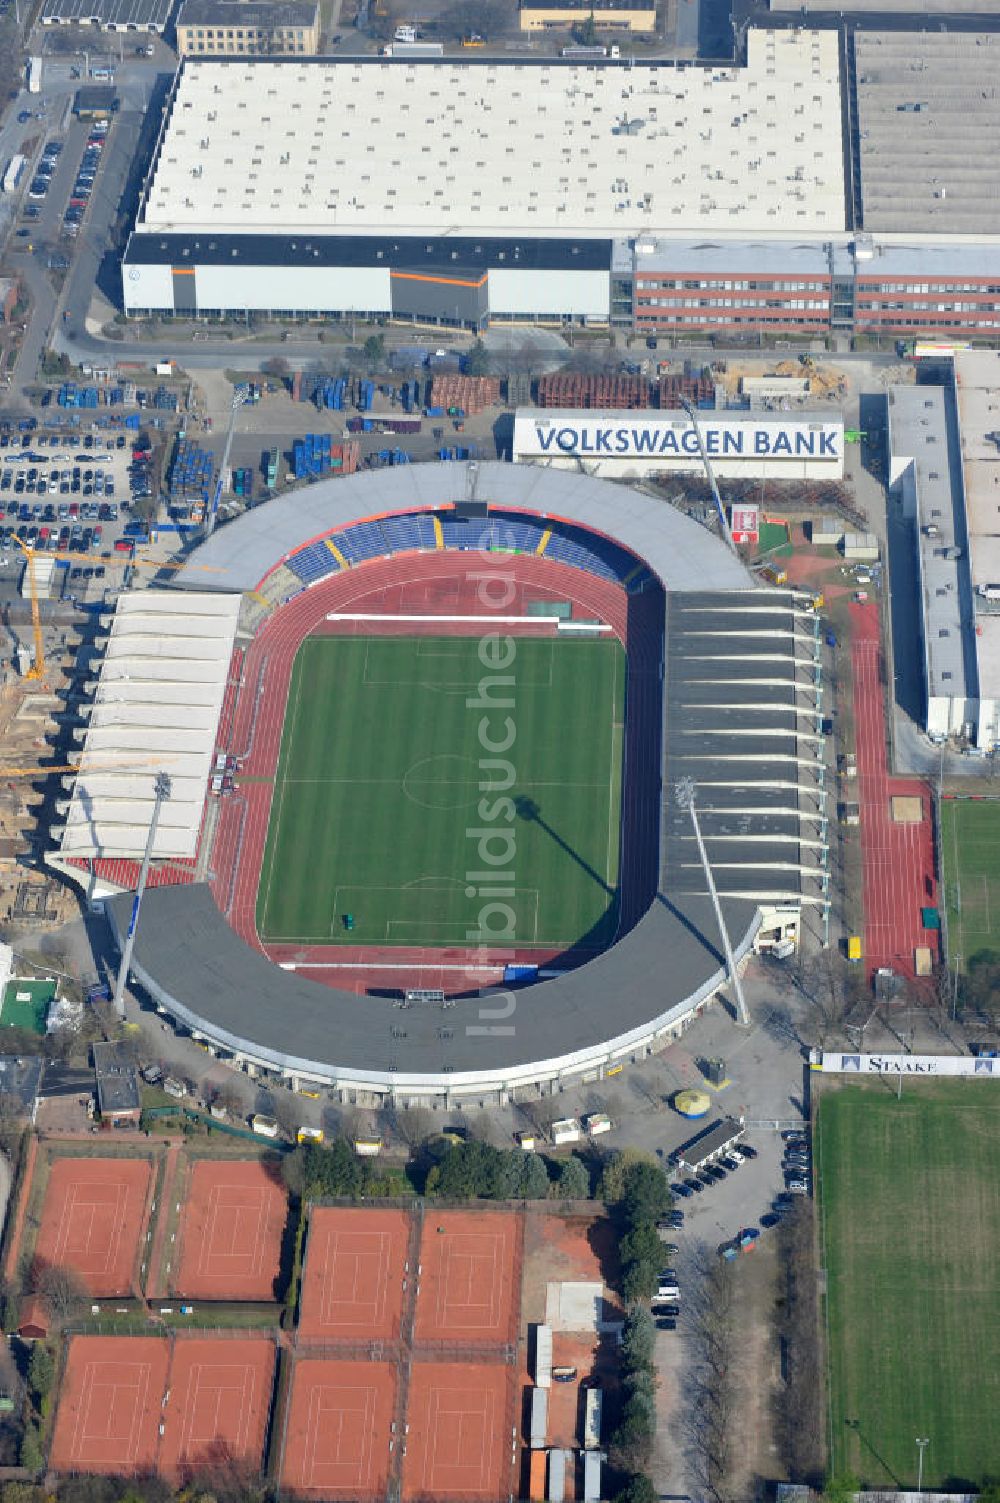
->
17, 1296, 48, 1341
74, 86, 117, 119
842, 531, 880, 562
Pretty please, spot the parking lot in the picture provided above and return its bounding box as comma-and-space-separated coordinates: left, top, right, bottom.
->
0, 424, 143, 588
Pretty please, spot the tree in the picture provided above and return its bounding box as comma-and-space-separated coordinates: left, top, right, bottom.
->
362, 334, 386, 368
516, 1154, 551, 1200
597, 1147, 662, 1205
271, 1093, 301, 1142
614, 1476, 657, 1503
392, 1106, 433, 1149
557, 1154, 591, 1200
260, 356, 290, 379
574, 9, 598, 44
27, 1344, 54, 1406
18, 1425, 41, 1474
620, 1306, 655, 1368
33, 1264, 87, 1326
464, 339, 491, 377
621, 1160, 671, 1223
210, 1081, 244, 1117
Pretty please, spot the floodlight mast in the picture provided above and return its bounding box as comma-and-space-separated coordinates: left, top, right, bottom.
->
676, 776, 751, 1029
678, 396, 739, 555
111, 771, 172, 1019
206, 384, 251, 539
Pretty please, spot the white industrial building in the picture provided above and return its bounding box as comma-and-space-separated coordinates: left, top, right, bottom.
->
48, 591, 241, 882
513, 410, 844, 479
122, 30, 845, 323
888, 379, 999, 750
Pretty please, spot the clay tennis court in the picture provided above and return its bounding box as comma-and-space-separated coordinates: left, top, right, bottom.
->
34, 1157, 153, 1297
49, 1337, 168, 1475
280, 1359, 396, 1498
174, 1159, 288, 1300
414, 1211, 519, 1343
403, 1362, 512, 1502
158, 1337, 276, 1480
299, 1207, 410, 1341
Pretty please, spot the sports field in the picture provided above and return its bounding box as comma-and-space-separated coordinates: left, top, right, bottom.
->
34, 1157, 153, 1298
817, 1081, 1000, 1486
173, 1159, 288, 1301
256, 634, 625, 948
940, 797, 1000, 972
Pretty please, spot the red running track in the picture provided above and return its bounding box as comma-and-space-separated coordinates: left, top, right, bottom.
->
208, 552, 661, 995
851, 601, 939, 982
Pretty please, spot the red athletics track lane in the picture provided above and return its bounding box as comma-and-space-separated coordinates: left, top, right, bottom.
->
209, 551, 661, 995
49, 1337, 169, 1476
34, 1157, 153, 1298
298, 1207, 410, 1342
851, 601, 939, 980
402, 1362, 514, 1503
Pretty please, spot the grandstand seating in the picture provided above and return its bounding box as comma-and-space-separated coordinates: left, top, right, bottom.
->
335, 519, 390, 565
282, 511, 650, 595
379, 514, 437, 552
286, 541, 340, 586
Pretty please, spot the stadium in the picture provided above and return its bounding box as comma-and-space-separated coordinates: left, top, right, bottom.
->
48, 463, 825, 1103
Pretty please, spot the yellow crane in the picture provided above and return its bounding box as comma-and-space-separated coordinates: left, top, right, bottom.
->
0, 755, 174, 779
10, 535, 46, 681
7, 537, 222, 683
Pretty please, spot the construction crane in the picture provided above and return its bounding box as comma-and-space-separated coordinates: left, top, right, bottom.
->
10, 534, 46, 680
0, 755, 174, 779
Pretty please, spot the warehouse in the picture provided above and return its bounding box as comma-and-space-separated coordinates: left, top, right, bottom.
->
122, 30, 844, 323
513, 410, 845, 479
120, 28, 1000, 337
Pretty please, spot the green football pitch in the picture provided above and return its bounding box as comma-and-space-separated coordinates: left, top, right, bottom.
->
818, 1082, 1000, 1487
256, 634, 625, 947
940, 797, 1000, 972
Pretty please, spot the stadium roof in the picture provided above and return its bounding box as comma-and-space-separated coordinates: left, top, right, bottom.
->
110, 575, 821, 1090
138, 31, 845, 240
174, 460, 754, 595
54, 591, 240, 862
856, 32, 1000, 236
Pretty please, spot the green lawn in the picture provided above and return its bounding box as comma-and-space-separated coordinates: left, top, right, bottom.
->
818, 1081, 1000, 1487
0, 978, 55, 1034
940, 797, 1000, 972
256, 634, 625, 948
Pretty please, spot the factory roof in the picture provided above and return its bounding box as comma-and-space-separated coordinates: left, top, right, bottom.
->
176, 0, 318, 27
954, 350, 1000, 699
774, 0, 1000, 10
55, 591, 240, 862
856, 32, 1000, 236
613, 237, 831, 274
41, 0, 172, 27
138, 30, 845, 239
889, 384, 977, 705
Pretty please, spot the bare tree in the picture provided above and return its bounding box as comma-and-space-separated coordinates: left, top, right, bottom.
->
788, 949, 862, 1047
210, 1080, 244, 1117
31, 1264, 88, 1327
389, 1106, 433, 1149
271, 1093, 301, 1142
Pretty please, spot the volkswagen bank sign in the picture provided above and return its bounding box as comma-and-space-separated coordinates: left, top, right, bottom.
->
513, 410, 844, 480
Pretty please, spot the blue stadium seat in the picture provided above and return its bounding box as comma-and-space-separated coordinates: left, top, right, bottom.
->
286, 541, 339, 585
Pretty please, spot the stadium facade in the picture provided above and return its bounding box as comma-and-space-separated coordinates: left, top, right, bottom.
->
122, 30, 1000, 340
61, 463, 828, 1104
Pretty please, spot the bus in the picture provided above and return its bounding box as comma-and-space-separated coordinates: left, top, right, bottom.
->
27, 57, 42, 94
